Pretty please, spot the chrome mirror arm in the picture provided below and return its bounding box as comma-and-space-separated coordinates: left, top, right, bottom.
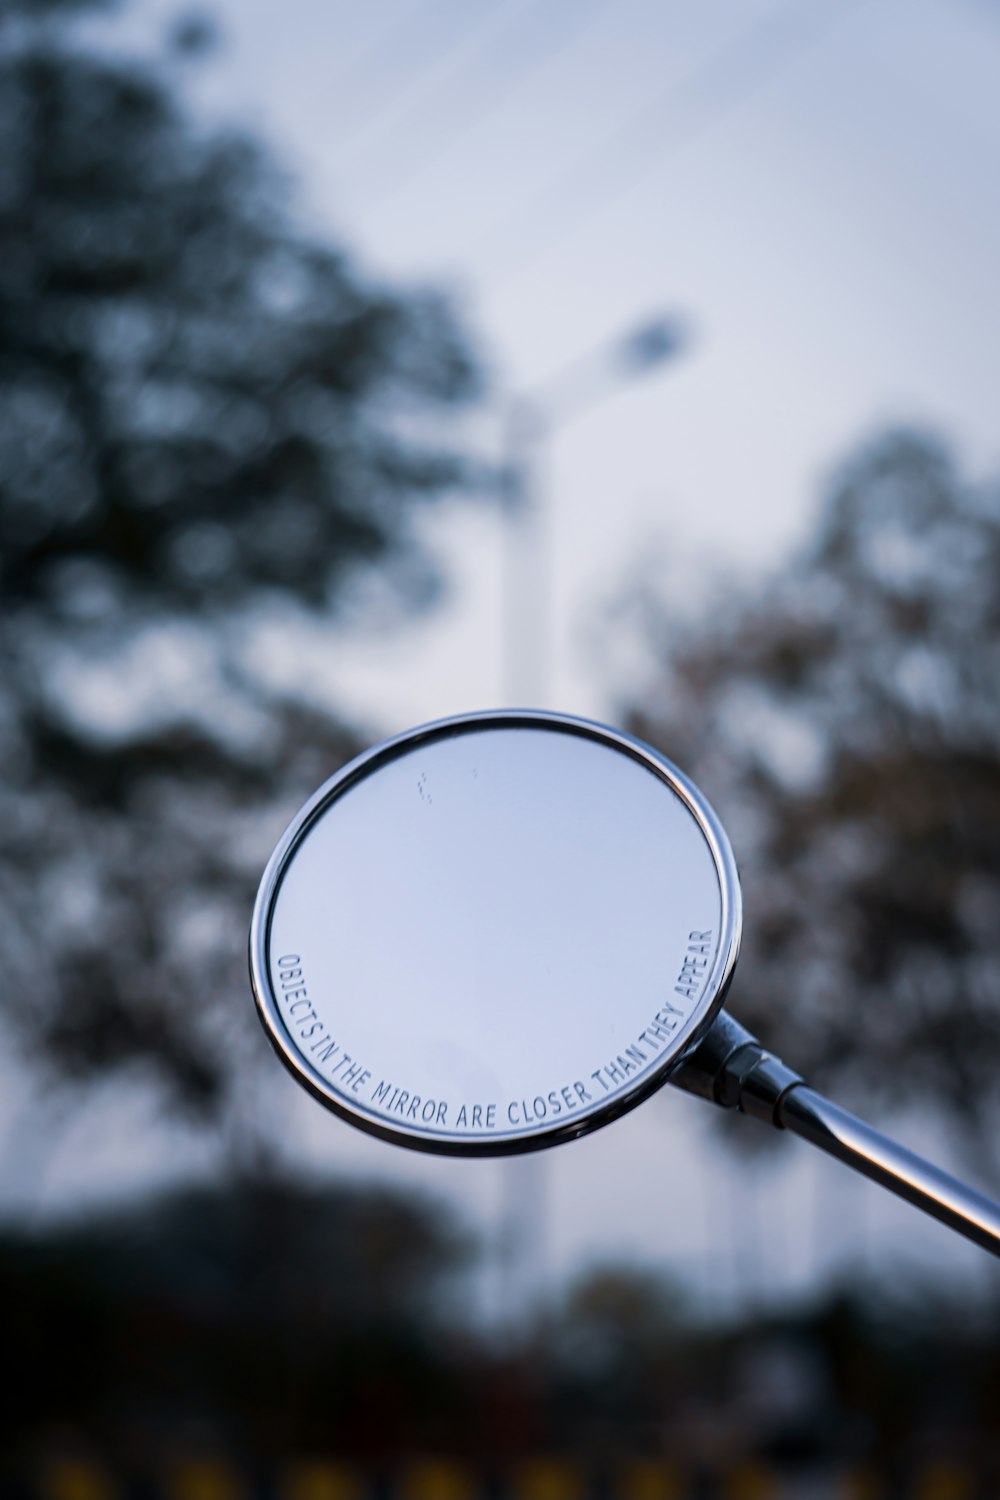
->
671, 1011, 1000, 1259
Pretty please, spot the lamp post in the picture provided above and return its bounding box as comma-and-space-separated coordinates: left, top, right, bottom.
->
499, 312, 691, 1323
502, 313, 689, 708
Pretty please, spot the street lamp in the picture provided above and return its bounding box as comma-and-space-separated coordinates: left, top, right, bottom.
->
502, 313, 690, 708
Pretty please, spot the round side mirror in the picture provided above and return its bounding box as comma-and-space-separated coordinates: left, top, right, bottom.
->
250, 711, 741, 1154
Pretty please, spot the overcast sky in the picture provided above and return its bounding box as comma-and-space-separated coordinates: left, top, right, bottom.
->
38, 0, 1000, 1306
163, 0, 1000, 728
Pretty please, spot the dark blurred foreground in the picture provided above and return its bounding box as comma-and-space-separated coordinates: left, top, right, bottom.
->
1, 1177, 998, 1493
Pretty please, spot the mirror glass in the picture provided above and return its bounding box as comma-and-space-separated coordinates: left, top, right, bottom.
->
250, 712, 740, 1154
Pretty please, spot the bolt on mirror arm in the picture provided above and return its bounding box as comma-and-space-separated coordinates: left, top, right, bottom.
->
671, 1012, 1000, 1259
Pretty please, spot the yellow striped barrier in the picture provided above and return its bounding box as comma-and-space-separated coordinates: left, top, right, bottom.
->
508, 1459, 586, 1500
167, 1460, 243, 1500
398, 1461, 481, 1500
615, 1459, 685, 1500
42, 1460, 115, 1500
281, 1462, 367, 1500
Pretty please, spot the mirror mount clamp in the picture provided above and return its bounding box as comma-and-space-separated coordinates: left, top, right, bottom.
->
673, 1010, 1000, 1257
670, 1010, 803, 1125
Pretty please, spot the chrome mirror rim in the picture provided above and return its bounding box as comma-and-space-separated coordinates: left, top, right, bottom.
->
249, 709, 743, 1157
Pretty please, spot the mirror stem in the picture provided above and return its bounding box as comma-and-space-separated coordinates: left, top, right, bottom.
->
672, 1012, 1000, 1259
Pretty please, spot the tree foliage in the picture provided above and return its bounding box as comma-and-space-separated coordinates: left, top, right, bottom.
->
628, 431, 1000, 1160
0, 1174, 476, 1454
4, 1179, 999, 1464
0, 0, 483, 1119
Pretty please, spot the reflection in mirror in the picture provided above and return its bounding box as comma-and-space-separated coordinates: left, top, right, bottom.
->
250, 712, 741, 1154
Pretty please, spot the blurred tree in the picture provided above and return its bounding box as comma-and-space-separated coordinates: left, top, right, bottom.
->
0, 0, 484, 1124
550, 1263, 683, 1376
5, 1186, 999, 1465
627, 431, 1000, 1165
0, 1173, 477, 1455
